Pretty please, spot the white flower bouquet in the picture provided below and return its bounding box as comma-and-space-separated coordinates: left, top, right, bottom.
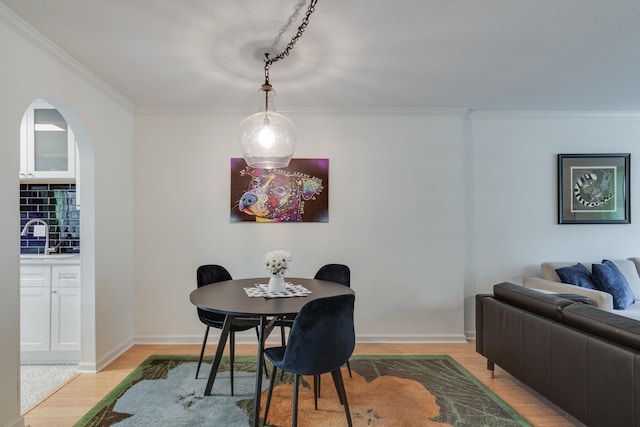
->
265, 250, 292, 276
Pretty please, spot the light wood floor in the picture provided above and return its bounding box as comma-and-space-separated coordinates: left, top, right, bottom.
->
23, 342, 581, 427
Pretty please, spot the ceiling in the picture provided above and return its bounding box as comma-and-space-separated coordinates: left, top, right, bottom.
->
2, 0, 640, 112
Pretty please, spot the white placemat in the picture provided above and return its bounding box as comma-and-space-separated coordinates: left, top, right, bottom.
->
244, 283, 313, 298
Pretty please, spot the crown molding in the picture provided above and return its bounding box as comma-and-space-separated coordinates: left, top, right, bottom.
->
134, 106, 471, 117
0, 4, 134, 112
136, 106, 640, 119
470, 110, 640, 120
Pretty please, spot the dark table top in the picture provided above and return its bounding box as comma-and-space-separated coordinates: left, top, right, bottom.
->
189, 277, 354, 317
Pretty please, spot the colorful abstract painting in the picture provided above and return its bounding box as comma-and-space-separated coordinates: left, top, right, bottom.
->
230, 158, 329, 223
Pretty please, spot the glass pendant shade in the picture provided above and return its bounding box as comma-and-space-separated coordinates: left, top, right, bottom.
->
239, 84, 296, 169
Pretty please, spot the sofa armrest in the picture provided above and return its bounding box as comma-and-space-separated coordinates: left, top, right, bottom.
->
475, 294, 493, 356
523, 277, 613, 310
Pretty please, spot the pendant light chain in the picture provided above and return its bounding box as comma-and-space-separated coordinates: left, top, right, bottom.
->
263, 0, 318, 85
240, 0, 319, 169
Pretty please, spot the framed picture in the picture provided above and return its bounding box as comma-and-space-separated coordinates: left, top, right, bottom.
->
558, 153, 630, 224
230, 158, 329, 223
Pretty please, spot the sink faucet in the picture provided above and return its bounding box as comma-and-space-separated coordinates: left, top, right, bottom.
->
21, 218, 56, 254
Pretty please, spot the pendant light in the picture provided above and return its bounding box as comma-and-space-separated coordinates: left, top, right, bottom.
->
239, 0, 318, 169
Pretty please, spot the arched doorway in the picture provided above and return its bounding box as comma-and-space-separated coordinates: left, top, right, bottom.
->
18, 98, 96, 378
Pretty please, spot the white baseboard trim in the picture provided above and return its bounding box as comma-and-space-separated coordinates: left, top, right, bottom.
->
134, 334, 288, 346
21, 350, 80, 364
76, 361, 97, 374
355, 334, 469, 344
134, 333, 470, 345
6, 416, 25, 427
83, 338, 134, 373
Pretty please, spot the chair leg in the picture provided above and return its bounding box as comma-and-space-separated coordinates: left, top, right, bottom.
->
195, 326, 210, 379
313, 375, 319, 410
263, 366, 278, 426
279, 324, 288, 380
292, 374, 300, 427
331, 369, 352, 427
229, 331, 235, 396
254, 327, 270, 378
331, 370, 344, 405
313, 360, 353, 400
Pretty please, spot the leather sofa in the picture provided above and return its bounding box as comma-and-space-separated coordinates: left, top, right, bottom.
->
476, 282, 640, 427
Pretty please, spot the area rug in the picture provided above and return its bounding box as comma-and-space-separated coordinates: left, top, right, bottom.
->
74, 354, 532, 427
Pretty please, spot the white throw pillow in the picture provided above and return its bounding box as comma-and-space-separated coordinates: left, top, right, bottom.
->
616, 258, 640, 300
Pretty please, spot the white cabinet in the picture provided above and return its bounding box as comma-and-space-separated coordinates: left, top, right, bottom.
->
19, 101, 76, 180
20, 286, 51, 352
20, 263, 81, 360
51, 266, 82, 352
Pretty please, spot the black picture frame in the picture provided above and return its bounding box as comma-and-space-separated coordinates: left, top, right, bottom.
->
558, 153, 630, 224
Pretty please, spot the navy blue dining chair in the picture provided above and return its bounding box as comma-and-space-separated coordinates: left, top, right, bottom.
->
195, 264, 263, 396
314, 264, 352, 378
263, 293, 356, 427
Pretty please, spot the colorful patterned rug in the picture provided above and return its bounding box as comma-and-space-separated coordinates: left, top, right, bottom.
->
74, 354, 532, 427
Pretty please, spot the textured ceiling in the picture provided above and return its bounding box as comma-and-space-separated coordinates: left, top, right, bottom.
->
2, 0, 640, 111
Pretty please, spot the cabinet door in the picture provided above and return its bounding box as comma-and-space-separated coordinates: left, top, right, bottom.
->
51, 265, 81, 352
20, 287, 51, 352
21, 101, 76, 180
50, 286, 81, 352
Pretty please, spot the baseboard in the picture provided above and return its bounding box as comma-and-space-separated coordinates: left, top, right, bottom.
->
5, 416, 25, 427
21, 350, 80, 364
76, 360, 97, 373
87, 338, 134, 373
134, 334, 289, 346
355, 334, 469, 344
134, 333, 470, 345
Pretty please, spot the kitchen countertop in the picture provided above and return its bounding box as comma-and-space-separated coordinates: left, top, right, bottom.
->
20, 254, 81, 264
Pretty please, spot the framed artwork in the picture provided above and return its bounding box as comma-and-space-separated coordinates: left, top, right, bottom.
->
230, 158, 329, 223
558, 153, 630, 224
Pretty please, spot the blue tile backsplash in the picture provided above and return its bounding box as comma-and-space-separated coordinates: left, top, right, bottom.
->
20, 183, 80, 254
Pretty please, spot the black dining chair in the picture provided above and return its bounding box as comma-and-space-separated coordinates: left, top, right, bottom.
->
278, 264, 353, 368
195, 264, 263, 396
315, 264, 352, 367
314, 264, 353, 390
314, 263, 350, 289
263, 293, 356, 427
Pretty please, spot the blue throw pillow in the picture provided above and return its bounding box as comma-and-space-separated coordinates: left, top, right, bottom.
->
555, 263, 596, 289
591, 260, 636, 309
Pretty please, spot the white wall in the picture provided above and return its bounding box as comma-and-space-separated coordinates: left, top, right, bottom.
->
132, 109, 640, 345
468, 113, 640, 331
132, 110, 468, 344
0, 9, 134, 426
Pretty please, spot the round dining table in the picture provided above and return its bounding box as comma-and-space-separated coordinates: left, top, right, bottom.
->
189, 277, 355, 426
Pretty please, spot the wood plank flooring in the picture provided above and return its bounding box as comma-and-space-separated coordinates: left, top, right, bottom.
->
22, 342, 582, 426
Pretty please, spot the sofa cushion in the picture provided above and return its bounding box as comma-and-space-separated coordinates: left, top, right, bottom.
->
617, 258, 640, 300
493, 282, 574, 322
591, 260, 635, 309
563, 303, 640, 352
541, 261, 593, 282
555, 263, 596, 289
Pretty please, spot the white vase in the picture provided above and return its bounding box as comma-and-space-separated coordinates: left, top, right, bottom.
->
268, 273, 286, 292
